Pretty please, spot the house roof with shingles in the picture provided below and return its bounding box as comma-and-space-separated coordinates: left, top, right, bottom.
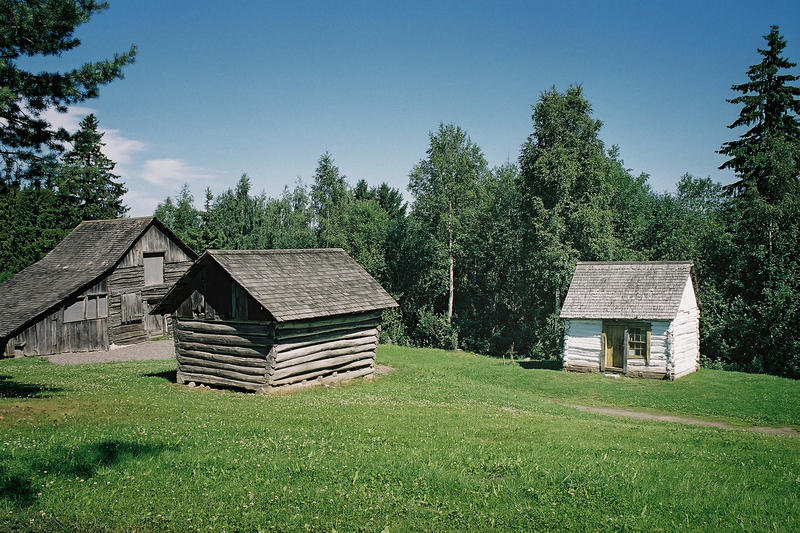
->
559, 261, 695, 320
0, 217, 196, 339
153, 249, 398, 322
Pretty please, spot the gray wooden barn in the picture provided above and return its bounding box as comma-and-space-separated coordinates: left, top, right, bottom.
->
560, 261, 700, 380
152, 248, 398, 392
0, 217, 196, 357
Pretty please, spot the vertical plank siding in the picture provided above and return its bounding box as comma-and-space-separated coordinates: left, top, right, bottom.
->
7, 279, 110, 356
118, 225, 194, 267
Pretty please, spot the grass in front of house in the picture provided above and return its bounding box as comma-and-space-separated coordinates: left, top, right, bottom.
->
0, 346, 798, 531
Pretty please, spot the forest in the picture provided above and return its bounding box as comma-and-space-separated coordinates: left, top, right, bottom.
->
1, 2, 798, 378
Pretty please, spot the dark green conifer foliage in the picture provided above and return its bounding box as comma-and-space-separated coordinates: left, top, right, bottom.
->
719, 25, 800, 200
57, 113, 127, 220
0, 0, 136, 185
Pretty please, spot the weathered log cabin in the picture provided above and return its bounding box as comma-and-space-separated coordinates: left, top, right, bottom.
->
0, 217, 197, 357
560, 261, 700, 380
152, 249, 398, 392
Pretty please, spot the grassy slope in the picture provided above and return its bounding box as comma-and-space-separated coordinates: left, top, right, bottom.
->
0, 345, 797, 532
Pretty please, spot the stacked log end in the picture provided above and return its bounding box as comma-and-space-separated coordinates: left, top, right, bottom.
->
174, 317, 274, 392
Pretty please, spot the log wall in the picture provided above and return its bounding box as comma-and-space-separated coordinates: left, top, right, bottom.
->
174, 318, 274, 391
562, 320, 602, 373
624, 321, 669, 379
267, 311, 381, 390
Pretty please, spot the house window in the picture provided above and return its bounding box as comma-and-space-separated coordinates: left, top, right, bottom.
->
63, 298, 85, 322
143, 253, 164, 286
627, 326, 650, 361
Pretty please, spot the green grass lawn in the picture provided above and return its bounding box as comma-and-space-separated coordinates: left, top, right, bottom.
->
1, 345, 798, 532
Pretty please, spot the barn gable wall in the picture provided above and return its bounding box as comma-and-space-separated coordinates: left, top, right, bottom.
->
118, 224, 194, 267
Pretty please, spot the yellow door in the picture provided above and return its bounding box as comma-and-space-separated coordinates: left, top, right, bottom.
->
605, 325, 625, 369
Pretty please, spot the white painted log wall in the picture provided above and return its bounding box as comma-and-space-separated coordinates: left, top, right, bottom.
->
563, 320, 602, 371
668, 279, 700, 379
625, 321, 669, 375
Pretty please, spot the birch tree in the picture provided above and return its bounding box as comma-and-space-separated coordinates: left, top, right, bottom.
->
408, 123, 487, 322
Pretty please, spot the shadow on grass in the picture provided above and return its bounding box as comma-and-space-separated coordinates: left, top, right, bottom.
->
0, 440, 173, 507
142, 369, 177, 383
518, 360, 562, 371
0, 375, 62, 398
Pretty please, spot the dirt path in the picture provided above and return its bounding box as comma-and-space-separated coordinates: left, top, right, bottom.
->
562, 402, 799, 437
48, 340, 175, 365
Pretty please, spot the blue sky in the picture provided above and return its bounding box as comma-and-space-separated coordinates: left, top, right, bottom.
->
33, 0, 800, 215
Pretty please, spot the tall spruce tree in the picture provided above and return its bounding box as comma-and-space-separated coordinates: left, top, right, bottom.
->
719, 25, 800, 200
718, 26, 800, 376
57, 113, 127, 220
0, 0, 136, 185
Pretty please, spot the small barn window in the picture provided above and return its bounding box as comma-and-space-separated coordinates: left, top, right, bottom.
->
144, 252, 164, 286
627, 326, 651, 361
64, 298, 85, 322
85, 295, 108, 320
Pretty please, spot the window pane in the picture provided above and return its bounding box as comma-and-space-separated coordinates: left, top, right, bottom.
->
98, 296, 108, 318
64, 298, 85, 322
628, 327, 648, 359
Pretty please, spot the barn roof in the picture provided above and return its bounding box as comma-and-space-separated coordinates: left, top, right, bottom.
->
0, 217, 196, 339
153, 249, 398, 322
559, 261, 695, 320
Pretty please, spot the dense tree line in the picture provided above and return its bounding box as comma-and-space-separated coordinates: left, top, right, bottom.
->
154, 26, 799, 377
1, 6, 797, 378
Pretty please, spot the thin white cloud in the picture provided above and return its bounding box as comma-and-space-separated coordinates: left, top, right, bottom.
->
123, 189, 162, 217
141, 158, 215, 185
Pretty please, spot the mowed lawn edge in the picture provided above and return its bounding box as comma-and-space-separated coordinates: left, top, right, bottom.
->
1, 345, 798, 532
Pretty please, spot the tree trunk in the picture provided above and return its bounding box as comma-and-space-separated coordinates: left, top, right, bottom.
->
448, 200, 454, 323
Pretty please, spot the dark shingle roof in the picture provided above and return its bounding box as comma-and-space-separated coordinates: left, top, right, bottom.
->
154, 249, 398, 322
559, 261, 694, 320
0, 217, 194, 338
